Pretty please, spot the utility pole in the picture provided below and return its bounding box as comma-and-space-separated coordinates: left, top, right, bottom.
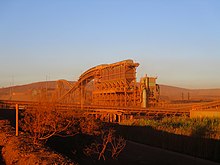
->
10, 75, 14, 100
182, 92, 184, 101
9, 79, 11, 100
79, 70, 83, 109
16, 104, 19, 136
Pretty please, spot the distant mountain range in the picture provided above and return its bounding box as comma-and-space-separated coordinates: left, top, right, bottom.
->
0, 81, 220, 102
159, 84, 220, 101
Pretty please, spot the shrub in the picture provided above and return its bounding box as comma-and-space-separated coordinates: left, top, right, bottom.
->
84, 129, 126, 160
20, 102, 79, 144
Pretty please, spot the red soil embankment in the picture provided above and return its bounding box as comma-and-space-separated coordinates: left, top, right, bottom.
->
0, 120, 76, 165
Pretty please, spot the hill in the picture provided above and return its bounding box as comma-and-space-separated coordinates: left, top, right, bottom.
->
0, 81, 57, 101
160, 85, 220, 101
0, 81, 220, 102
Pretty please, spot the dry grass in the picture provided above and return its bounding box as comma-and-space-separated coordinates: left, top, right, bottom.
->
120, 117, 220, 139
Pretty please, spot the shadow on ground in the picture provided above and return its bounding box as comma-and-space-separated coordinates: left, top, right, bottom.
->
46, 123, 220, 165
1, 109, 220, 164
115, 124, 220, 163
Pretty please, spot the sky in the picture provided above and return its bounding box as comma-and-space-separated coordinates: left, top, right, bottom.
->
0, 0, 220, 89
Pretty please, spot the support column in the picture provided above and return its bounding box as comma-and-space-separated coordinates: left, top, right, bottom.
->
118, 114, 121, 123
113, 114, 117, 122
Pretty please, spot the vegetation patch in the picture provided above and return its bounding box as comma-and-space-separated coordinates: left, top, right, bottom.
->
17, 101, 126, 164
120, 117, 220, 139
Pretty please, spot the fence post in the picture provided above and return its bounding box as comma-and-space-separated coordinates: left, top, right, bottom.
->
16, 104, 19, 136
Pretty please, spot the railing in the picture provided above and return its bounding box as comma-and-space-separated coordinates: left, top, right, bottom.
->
192, 100, 220, 110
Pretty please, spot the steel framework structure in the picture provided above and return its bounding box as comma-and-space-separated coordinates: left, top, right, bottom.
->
1, 60, 220, 122
53, 59, 159, 108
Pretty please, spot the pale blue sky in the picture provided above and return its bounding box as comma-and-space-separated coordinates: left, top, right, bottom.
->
0, 0, 220, 89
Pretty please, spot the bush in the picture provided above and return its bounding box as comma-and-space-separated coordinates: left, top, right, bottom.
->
20, 102, 79, 144
84, 129, 126, 160
20, 102, 126, 161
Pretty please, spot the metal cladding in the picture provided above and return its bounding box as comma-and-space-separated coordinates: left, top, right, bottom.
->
140, 76, 160, 107
54, 59, 159, 107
